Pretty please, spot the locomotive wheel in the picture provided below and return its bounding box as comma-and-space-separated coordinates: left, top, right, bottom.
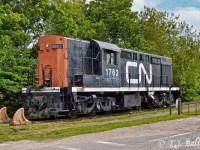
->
148, 101, 154, 109
154, 95, 164, 107
157, 98, 164, 107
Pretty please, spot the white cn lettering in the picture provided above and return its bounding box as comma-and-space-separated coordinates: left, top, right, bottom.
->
126, 61, 152, 84
139, 63, 152, 84
126, 62, 138, 84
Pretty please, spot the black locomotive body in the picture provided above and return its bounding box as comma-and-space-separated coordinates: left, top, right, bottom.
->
21, 35, 180, 119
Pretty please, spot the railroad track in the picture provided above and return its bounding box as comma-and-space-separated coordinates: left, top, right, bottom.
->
31, 107, 168, 123
32, 101, 200, 123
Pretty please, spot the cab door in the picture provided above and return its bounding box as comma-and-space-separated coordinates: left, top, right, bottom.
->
102, 49, 121, 87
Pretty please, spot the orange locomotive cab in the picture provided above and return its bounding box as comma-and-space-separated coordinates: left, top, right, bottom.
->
38, 35, 68, 87
20, 35, 71, 119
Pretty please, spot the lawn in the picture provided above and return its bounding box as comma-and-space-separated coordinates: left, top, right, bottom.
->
0, 107, 199, 143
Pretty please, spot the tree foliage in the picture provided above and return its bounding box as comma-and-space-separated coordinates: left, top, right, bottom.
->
0, 4, 30, 47
0, 2, 34, 108
137, 7, 200, 99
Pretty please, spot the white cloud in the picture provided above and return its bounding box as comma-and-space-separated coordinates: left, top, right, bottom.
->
174, 7, 200, 30
132, 0, 166, 11
132, 0, 200, 31
132, 0, 145, 11
86, 0, 91, 4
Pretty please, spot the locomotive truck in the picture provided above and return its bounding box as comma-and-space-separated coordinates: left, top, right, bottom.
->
21, 35, 180, 119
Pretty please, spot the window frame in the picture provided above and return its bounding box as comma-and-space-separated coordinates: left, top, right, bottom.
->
151, 57, 160, 64
140, 54, 145, 61
106, 49, 117, 65
133, 53, 137, 61
145, 55, 150, 62
121, 51, 132, 60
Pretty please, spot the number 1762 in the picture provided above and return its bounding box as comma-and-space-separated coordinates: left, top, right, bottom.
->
106, 68, 119, 77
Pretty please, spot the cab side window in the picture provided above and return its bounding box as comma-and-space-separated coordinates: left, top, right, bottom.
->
151, 57, 160, 64
121, 51, 131, 59
106, 50, 116, 65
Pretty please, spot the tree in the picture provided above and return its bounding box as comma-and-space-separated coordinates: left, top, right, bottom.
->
137, 7, 200, 100
0, 4, 31, 48
0, 3, 34, 111
43, 1, 78, 37
1, 0, 50, 40
85, 0, 139, 46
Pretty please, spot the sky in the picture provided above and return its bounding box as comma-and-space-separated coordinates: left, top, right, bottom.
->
132, 0, 200, 31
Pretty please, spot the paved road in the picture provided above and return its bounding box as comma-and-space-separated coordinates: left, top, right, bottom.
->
1, 117, 200, 150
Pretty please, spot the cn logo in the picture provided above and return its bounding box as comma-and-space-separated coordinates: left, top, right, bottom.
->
126, 61, 152, 84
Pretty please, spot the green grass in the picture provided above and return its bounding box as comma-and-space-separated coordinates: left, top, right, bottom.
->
0, 115, 185, 142
1, 108, 200, 143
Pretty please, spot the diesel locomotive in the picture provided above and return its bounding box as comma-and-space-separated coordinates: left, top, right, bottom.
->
21, 35, 180, 119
